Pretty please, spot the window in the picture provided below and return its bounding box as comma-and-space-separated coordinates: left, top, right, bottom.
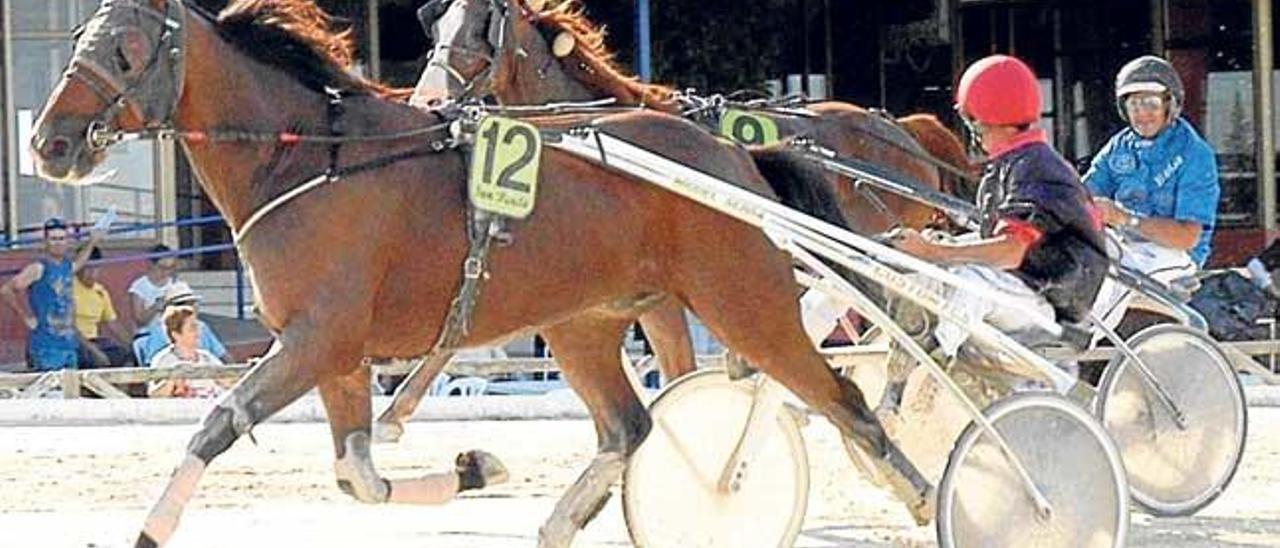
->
7, 0, 160, 240
1204, 71, 1258, 226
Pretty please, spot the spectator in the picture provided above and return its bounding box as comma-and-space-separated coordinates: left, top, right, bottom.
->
128, 244, 177, 335
136, 281, 229, 365
148, 305, 224, 398
74, 247, 134, 368
1, 218, 103, 371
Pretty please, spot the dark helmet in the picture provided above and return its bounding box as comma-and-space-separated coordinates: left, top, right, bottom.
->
1115, 55, 1184, 122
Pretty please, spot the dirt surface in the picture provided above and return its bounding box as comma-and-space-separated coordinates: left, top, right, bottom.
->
1, 410, 1278, 547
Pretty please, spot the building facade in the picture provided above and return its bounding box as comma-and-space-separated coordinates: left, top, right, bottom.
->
1, 0, 1276, 264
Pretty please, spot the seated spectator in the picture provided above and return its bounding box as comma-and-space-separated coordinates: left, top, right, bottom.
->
148, 305, 225, 398
135, 282, 230, 365
74, 248, 134, 368
128, 244, 176, 337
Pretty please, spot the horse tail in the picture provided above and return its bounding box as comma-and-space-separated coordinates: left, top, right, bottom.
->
895, 113, 980, 203
749, 146, 851, 231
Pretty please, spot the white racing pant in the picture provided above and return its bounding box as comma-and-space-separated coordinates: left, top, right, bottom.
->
799, 264, 1054, 357
1089, 238, 1198, 331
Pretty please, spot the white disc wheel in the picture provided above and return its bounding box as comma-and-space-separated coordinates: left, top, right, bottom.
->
1096, 324, 1247, 516
623, 369, 809, 548
938, 393, 1129, 548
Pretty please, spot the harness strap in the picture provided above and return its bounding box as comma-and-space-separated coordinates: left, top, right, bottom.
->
232, 143, 448, 242
868, 108, 980, 187
429, 208, 500, 352
325, 88, 346, 178
852, 179, 902, 229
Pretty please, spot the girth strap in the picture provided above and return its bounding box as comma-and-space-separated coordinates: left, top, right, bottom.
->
429, 207, 501, 353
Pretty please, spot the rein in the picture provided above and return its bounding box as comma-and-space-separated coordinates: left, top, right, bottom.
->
679, 91, 981, 187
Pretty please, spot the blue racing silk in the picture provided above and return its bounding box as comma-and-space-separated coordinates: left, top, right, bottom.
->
1083, 117, 1220, 266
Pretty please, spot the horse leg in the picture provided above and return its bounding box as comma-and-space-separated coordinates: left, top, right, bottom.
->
376, 297, 692, 443
636, 297, 696, 381
537, 313, 650, 548
372, 349, 456, 443
877, 297, 937, 415
136, 334, 327, 547
682, 271, 935, 524
319, 364, 507, 507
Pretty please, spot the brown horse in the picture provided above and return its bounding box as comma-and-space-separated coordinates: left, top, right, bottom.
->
32, 1, 932, 546
409, 0, 975, 380
413, 0, 977, 210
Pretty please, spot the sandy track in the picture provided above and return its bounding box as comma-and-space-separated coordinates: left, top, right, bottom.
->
1, 410, 1278, 547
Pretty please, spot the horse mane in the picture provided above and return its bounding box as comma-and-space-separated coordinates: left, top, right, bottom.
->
215, 0, 411, 100
535, 1, 676, 110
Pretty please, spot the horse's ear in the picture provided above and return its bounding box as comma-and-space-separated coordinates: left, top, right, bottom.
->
523, 0, 548, 12
552, 31, 576, 58
418, 0, 450, 41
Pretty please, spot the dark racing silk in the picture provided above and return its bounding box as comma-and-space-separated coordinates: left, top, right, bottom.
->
976, 129, 1109, 323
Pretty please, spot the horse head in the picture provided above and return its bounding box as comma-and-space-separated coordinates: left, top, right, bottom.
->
415, 0, 645, 106
31, 0, 187, 183
415, 0, 529, 103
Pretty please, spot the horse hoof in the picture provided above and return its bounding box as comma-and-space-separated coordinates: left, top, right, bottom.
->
372, 420, 404, 444
135, 532, 160, 548
906, 485, 937, 526
456, 450, 509, 490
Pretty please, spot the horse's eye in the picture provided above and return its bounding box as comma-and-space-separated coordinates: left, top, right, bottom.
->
115, 46, 133, 73
111, 28, 151, 77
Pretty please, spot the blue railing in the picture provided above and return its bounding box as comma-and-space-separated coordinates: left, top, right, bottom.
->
1, 215, 250, 320
1, 214, 226, 248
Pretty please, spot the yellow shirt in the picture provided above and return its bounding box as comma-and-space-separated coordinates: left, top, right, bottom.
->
73, 278, 117, 339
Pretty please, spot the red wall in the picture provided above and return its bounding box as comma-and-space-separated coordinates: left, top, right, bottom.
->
1209, 228, 1280, 269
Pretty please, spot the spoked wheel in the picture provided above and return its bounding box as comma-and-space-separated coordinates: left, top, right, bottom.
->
623, 368, 809, 548
938, 393, 1129, 548
1096, 323, 1247, 516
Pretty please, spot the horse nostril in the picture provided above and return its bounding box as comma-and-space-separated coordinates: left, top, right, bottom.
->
44, 136, 72, 159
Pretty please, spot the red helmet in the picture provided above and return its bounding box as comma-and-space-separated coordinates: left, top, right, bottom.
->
955, 55, 1041, 126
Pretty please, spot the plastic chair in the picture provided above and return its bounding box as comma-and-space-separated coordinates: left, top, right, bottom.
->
132, 337, 149, 367
427, 373, 452, 397
444, 377, 488, 397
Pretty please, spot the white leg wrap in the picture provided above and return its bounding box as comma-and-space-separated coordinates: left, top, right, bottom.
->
140, 454, 207, 546
371, 420, 405, 444
387, 473, 460, 505
333, 431, 390, 503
